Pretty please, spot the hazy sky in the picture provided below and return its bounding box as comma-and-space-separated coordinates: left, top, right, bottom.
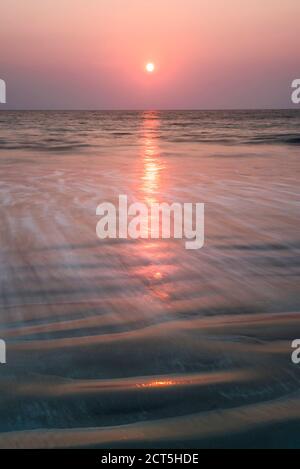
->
1, 0, 299, 109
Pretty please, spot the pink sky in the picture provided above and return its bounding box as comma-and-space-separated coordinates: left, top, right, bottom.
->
1, 0, 299, 109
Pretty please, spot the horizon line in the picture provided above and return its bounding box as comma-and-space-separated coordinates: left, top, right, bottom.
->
0, 108, 299, 112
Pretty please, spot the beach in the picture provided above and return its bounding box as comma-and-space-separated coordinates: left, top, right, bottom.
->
0, 110, 300, 448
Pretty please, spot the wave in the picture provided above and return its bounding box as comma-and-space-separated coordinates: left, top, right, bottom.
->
0, 110, 300, 153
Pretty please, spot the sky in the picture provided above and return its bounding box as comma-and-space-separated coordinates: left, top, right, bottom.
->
1, 0, 299, 109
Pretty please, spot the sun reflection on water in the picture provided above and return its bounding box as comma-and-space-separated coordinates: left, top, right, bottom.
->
137, 379, 177, 388
140, 112, 164, 206
131, 112, 173, 303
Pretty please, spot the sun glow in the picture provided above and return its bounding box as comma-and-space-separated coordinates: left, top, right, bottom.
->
146, 63, 155, 73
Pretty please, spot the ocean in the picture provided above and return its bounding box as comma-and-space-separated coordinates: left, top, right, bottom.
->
0, 110, 300, 448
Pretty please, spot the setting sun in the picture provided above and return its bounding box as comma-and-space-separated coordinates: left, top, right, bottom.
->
146, 63, 155, 73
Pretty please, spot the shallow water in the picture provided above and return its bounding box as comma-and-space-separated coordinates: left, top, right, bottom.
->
0, 110, 300, 448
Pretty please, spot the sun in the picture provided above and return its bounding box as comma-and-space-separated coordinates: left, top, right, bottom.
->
146, 63, 155, 73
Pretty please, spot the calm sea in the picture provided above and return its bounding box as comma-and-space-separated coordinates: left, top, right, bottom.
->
0, 110, 300, 448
